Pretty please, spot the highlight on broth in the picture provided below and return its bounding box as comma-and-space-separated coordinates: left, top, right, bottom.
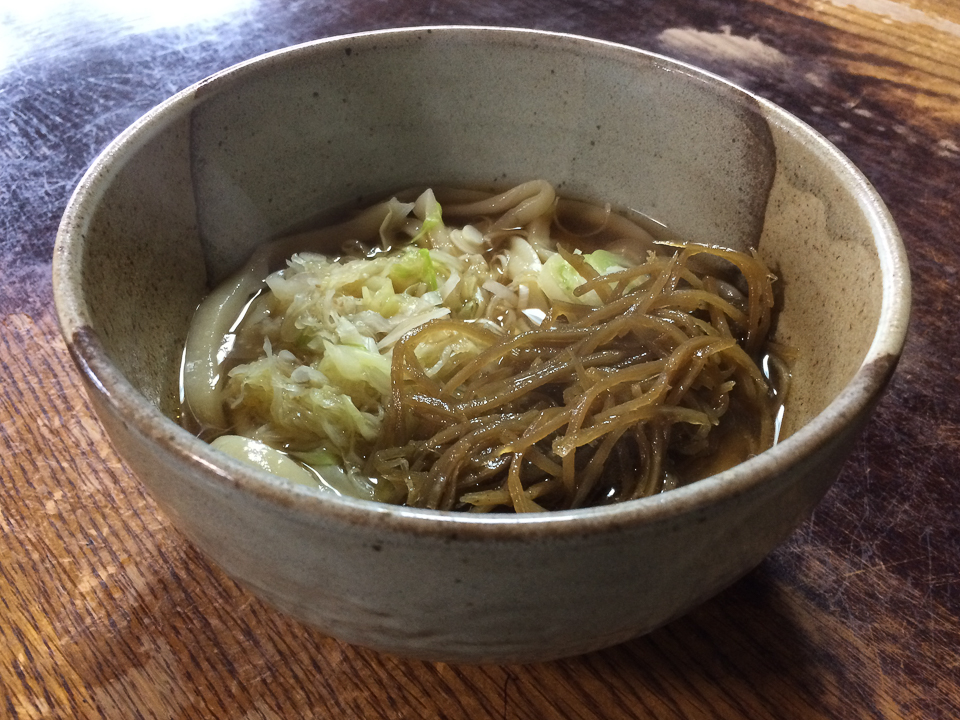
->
181, 180, 789, 512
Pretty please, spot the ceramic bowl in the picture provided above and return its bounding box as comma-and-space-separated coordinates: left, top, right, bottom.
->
53, 26, 910, 663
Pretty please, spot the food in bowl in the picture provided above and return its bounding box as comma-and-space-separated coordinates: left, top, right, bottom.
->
182, 180, 789, 512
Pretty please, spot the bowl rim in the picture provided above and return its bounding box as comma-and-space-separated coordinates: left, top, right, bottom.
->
53, 25, 912, 541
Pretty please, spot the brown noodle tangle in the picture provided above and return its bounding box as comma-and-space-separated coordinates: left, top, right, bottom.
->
373, 243, 779, 513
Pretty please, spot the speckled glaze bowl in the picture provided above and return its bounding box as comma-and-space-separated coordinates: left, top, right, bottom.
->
53, 26, 910, 663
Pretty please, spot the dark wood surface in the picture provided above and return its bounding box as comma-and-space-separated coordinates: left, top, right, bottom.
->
2, 1, 958, 717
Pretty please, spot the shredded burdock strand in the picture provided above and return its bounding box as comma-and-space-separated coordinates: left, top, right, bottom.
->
181, 180, 788, 512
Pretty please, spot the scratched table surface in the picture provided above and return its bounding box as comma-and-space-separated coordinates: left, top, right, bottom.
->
2, 0, 958, 718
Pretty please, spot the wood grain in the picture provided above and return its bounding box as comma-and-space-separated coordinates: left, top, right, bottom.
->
2, 0, 959, 717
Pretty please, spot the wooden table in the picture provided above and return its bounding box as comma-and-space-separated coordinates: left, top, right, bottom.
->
2, 1, 958, 717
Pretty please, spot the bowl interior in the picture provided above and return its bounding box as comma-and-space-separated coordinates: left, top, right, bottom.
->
58, 27, 903, 484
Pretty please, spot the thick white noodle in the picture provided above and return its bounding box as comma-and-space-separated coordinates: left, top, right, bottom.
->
555, 198, 658, 256
443, 179, 556, 230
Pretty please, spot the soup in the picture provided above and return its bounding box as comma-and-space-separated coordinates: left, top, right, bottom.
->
181, 180, 788, 512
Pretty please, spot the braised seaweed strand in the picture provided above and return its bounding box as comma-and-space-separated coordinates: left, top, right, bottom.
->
374, 245, 776, 511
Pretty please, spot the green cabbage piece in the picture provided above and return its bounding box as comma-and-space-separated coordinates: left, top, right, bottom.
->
584, 249, 629, 274
226, 352, 382, 455
388, 247, 439, 292
318, 340, 392, 397
411, 189, 444, 247
538, 249, 632, 306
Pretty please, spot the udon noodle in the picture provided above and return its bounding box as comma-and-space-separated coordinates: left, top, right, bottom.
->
181, 180, 788, 512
